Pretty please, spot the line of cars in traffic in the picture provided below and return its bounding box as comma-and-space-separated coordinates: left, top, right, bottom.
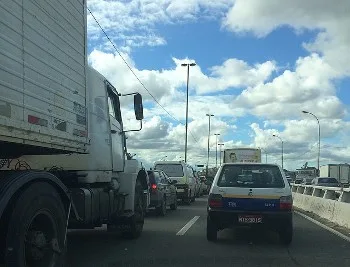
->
145, 159, 294, 246
145, 161, 209, 216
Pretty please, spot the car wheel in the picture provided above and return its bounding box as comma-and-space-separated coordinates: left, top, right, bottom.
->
279, 222, 293, 246
170, 195, 177, 210
206, 216, 217, 242
156, 197, 167, 216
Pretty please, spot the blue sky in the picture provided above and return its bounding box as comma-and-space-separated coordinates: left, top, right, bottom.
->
87, 0, 350, 170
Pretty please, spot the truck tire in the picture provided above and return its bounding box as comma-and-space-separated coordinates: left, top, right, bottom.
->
156, 197, 167, 216
122, 180, 144, 239
5, 182, 66, 267
206, 216, 217, 242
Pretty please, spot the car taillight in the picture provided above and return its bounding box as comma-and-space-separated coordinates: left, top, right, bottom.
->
208, 193, 222, 208
151, 184, 157, 192
280, 195, 293, 210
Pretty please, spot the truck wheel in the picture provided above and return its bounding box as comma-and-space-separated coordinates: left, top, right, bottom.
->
279, 222, 293, 246
170, 195, 177, 210
5, 182, 66, 267
206, 216, 217, 242
122, 180, 144, 239
156, 197, 167, 216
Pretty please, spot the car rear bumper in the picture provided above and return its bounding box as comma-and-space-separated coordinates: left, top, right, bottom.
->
149, 195, 161, 207
175, 184, 190, 199
208, 208, 292, 230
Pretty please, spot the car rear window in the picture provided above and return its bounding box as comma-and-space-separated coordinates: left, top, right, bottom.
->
217, 164, 285, 188
154, 164, 184, 177
147, 171, 161, 184
318, 178, 338, 184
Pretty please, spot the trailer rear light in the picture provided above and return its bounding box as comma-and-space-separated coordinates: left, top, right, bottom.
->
208, 193, 222, 208
280, 195, 293, 210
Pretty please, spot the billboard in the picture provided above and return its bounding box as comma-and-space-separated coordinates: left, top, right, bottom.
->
223, 148, 261, 163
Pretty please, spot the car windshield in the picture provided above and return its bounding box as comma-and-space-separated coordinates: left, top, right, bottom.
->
318, 178, 338, 184
217, 164, 285, 188
154, 164, 184, 177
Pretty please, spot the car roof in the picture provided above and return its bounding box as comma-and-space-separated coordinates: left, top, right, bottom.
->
154, 161, 184, 164
221, 163, 280, 167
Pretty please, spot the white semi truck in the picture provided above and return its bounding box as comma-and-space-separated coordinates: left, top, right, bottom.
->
223, 148, 262, 163
0, 1, 150, 266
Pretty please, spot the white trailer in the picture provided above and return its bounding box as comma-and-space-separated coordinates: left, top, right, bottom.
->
320, 164, 350, 184
223, 148, 262, 163
0, 1, 149, 266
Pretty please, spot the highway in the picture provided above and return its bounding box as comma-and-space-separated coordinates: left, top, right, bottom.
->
67, 196, 350, 267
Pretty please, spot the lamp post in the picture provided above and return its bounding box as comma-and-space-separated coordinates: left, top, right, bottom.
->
273, 135, 284, 169
206, 114, 214, 178
181, 62, 196, 163
302, 110, 320, 174
214, 133, 220, 168
218, 143, 225, 165
258, 147, 268, 163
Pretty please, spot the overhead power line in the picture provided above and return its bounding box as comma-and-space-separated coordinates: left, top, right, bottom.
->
87, 7, 201, 144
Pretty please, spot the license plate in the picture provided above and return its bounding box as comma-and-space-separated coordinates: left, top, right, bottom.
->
177, 189, 184, 192
238, 215, 262, 224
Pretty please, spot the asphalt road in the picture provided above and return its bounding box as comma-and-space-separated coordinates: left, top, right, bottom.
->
66, 196, 350, 267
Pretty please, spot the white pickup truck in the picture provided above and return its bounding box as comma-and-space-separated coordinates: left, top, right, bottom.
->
0, 1, 149, 266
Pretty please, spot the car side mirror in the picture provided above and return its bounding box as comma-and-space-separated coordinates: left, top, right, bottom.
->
134, 93, 144, 120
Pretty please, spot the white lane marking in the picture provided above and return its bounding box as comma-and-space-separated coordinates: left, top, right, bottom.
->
295, 211, 350, 243
176, 216, 200, 236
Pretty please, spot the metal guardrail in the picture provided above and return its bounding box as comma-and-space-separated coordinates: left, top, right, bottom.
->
291, 183, 350, 203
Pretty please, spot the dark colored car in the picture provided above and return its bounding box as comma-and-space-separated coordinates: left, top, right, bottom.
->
147, 170, 178, 216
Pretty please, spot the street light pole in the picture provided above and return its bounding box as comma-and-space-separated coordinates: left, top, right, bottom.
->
181, 62, 196, 163
273, 135, 284, 169
214, 133, 220, 168
258, 147, 268, 163
218, 143, 225, 165
206, 114, 214, 178
302, 110, 321, 174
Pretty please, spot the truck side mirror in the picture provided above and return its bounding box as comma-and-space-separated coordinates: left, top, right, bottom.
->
134, 93, 144, 120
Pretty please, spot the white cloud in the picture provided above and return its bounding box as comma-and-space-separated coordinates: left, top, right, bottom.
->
232, 53, 347, 120
86, 1, 350, 170
222, 0, 350, 75
250, 120, 350, 169
87, 0, 234, 51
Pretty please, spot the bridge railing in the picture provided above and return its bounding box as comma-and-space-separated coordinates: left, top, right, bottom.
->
291, 183, 350, 229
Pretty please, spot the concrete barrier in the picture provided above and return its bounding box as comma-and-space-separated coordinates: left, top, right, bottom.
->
291, 184, 350, 229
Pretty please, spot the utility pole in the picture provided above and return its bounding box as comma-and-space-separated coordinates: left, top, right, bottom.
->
181, 62, 196, 163
218, 143, 225, 165
302, 110, 321, 175
273, 135, 284, 169
206, 114, 214, 178
214, 133, 220, 168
